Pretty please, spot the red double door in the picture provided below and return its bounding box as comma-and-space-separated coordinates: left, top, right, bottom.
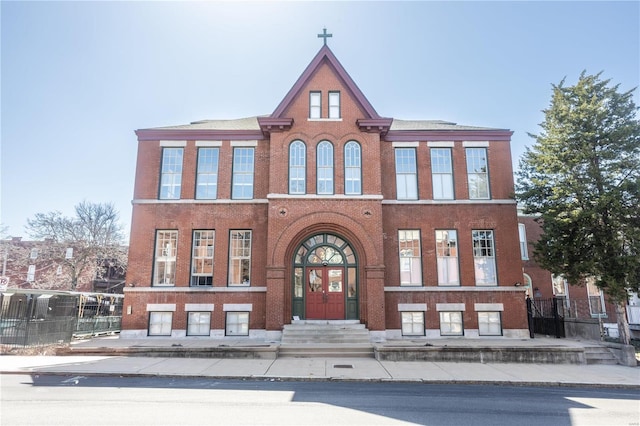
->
306, 267, 345, 320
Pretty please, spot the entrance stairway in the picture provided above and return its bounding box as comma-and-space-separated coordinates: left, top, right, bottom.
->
279, 320, 374, 358
583, 345, 618, 365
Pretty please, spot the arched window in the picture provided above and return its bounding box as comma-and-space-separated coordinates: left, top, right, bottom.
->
317, 141, 334, 195
344, 141, 362, 195
289, 140, 306, 194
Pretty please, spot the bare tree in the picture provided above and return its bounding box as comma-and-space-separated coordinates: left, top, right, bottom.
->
25, 201, 128, 291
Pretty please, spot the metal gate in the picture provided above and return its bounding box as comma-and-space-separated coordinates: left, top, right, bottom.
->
527, 297, 565, 338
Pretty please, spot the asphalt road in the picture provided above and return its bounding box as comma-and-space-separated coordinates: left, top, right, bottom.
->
2, 374, 639, 426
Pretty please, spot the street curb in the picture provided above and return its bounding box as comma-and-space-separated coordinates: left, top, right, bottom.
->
2, 370, 639, 389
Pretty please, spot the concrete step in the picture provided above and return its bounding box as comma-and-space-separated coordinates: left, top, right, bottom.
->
279, 343, 375, 358
281, 322, 371, 345
584, 346, 618, 365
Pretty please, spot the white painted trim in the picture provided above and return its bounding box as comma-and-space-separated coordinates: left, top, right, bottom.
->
398, 303, 427, 312
392, 141, 419, 147
384, 286, 523, 292
427, 141, 455, 147
195, 141, 222, 147
132, 199, 269, 205
475, 303, 504, 311
462, 141, 490, 147
146, 303, 176, 312
223, 303, 253, 312
185, 304, 214, 312
267, 194, 383, 200
125, 287, 267, 293
382, 199, 516, 205
159, 140, 187, 147
230, 140, 258, 147
307, 118, 343, 122
436, 303, 466, 311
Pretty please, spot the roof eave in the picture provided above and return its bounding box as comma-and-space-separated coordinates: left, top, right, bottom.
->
384, 129, 513, 142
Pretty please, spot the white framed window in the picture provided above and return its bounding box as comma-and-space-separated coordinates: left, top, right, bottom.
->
153, 230, 177, 286
401, 312, 425, 336
148, 312, 172, 336
398, 230, 422, 286
187, 312, 211, 336
27, 265, 36, 282
316, 141, 334, 195
289, 140, 306, 194
478, 312, 502, 336
518, 223, 529, 260
436, 230, 459, 286
586, 277, 606, 317
30, 248, 38, 259
344, 141, 362, 195
159, 147, 183, 200
232, 147, 255, 199
226, 312, 249, 336
65, 247, 73, 259
395, 148, 418, 200
431, 148, 454, 199
191, 230, 214, 286
439, 311, 463, 336
309, 91, 321, 119
472, 230, 497, 286
229, 230, 251, 286
466, 148, 490, 199
328, 91, 340, 118
196, 147, 219, 199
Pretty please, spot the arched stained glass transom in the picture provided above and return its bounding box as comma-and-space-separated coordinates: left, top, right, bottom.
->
292, 233, 359, 320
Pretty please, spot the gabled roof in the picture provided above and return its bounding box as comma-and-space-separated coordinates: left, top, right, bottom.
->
269, 45, 383, 120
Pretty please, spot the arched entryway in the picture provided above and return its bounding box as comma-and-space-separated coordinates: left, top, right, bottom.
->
291, 233, 358, 320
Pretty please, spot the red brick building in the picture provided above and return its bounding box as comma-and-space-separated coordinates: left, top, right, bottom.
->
122, 43, 528, 340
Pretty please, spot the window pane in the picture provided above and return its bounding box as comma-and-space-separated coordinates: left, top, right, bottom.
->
154, 231, 177, 286
309, 92, 321, 119
472, 230, 496, 285
187, 312, 211, 336
329, 91, 340, 118
398, 230, 422, 286
478, 312, 502, 336
232, 148, 254, 199
344, 141, 362, 195
401, 311, 424, 336
431, 148, 453, 200
317, 141, 334, 194
395, 149, 417, 200
440, 311, 463, 336
466, 148, 489, 199
229, 231, 251, 286
148, 312, 172, 336
196, 148, 219, 199
289, 141, 306, 194
159, 148, 183, 199
226, 312, 249, 336
191, 230, 214, 286
436, 230, 459, 286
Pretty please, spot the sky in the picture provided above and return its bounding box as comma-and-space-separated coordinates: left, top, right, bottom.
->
2, 1, 638, 240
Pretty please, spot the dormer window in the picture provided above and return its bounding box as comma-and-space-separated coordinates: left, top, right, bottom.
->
329, 91, 340, 118
309, 92, 321, 119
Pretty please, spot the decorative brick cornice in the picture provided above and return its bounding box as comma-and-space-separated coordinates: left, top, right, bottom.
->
135, 129, 265, 141
356, 118, 393, 135
384, 129, 513, 142
257, 117, 294, 134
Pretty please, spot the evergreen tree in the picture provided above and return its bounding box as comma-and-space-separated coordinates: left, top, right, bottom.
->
517, 72, 640, 345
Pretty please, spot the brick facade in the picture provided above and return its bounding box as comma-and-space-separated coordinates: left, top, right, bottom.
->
122, 45, 529, 340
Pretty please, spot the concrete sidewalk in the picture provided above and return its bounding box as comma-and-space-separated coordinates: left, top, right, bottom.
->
1, 335, 638, 388
1, 354, 639, 387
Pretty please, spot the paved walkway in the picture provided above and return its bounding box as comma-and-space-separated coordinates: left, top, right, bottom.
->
1, 336, 638, 388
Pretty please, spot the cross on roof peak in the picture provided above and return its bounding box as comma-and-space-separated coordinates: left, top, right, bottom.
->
317, 28, 332, 46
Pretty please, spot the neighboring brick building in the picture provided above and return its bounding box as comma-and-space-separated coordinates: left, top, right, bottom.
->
122, 42, 528, 340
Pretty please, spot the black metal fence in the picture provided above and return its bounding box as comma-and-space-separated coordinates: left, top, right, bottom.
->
527, 297, 565, 338
0, 290, 123, 348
